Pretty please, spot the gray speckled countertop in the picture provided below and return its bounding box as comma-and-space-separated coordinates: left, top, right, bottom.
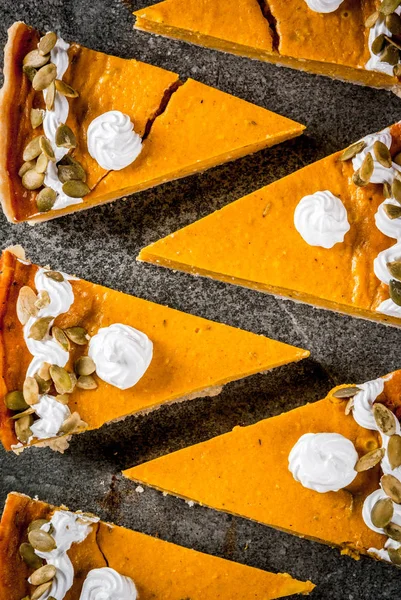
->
1, 1, 401, 598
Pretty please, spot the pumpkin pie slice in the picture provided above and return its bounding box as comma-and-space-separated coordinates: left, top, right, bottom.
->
0, 492, 315, 599
0, 248, 308, 453
139, 121, 401, 326
134, 0, 401, 91
0, 22, 304, 224
125, 369, 401, 564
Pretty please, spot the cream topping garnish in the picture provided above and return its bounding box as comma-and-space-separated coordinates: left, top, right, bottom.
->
87, 110, 142, 171
29, 395, 71, 440
80, 567, 138, 600
294, 190, 350, 249
303, 0, 344, 12
366, 8, 401, 76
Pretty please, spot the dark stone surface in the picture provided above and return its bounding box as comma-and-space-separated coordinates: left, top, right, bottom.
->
0, 1, 401, 598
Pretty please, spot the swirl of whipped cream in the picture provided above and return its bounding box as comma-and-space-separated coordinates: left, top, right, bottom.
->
34, 268, 75, 318
29, 395, 71, 440
375, 200, 401, 240
352, 378, 384, 430
87, 111, 142, 171
288, 432, 358, 493
366, 9, 401, 76
363, 489, 401, 535
294, 190, 350, 249
352, 128, 400, 185
303, 0, 343, 12
80, 567, 138, 600
373, 242, 401, 285
89, 323, 153, 390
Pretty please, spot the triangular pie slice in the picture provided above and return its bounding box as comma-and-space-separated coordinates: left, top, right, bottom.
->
0, 248, 308, 453
125, 369, 401, 563
139, 121, 401, 327
134, 0, 401, 92
0, 22, 304, 224
0, 492, 315, 599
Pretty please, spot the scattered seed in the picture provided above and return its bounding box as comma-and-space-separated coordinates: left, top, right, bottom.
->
10, 407, 35, 420
392, 178, 401, 204
355, 447, 385, 472
38, 32, 57, 56
32, 63, 57, 92
381, 43, 399, 65
62, 179, 90, 198
389, 278, 401, 306
385, 33, 401, 51
371, 497, 394, 528
373, 403, 397, 435
4, 390, 28, 411
394, 152, 401, 166
74, 356, 96, 376
360, 152, 374, 182
384, 204, 401, 219
57, 162, 86, 183
18, 160, 36, 177
23, 49, 50, 69
22, 169, 44, 191
372, 33, 387, 55
39, 136, 55, 162
352, 170, 368, 187
23, 376, 39, 406
23, 64, 37, 81
339, 140, 366, 162
77, 374, 97, 390
56, 394, 70, 405
388, 434, 401, 469
34, 373, 51, 395
54, 79, 79, 98
50, 365, 74, 394
28, 528, 57, 552
387, 12, 401, 34
383, 181, 392, 198
35, 290, 51, 310
46, 81, 56, 111
55, 124, 77, 149
388, 546, 401, 564
381, 474, 401, 503
332, 386, 361, 399
373, 140, 392, 168
30, 108, 45, 129
27, 518, 49, 533
37, 362, 51, 381
387, 260, 401, 280
16, 285, 38, 325
394, 63, 401, 78
36, 187, 57, 213
35, 152, 48, 175
23, 137, 42, 162
345, 397, 354, 415
15, 413, 33, 443
64, 326, 89, 345
19, 542, 43, 569
30, 563, 57, 585
31, 581, 52, 600
365, 11, 380, 27
52, 326, 70, 351
384, 521, 401, 541
379, 0, 401, 16
29, 316, 53, 341
44, 270, 64, 282
59, 411, 87, 434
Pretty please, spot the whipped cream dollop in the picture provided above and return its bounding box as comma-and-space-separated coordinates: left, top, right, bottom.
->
352, 378, 385, 430
352, 128, 400, 185
87, 111, 142, 171
31, 510, 98, 600
42, 36, 84, 210
374, 242, 401, 286
303, 0, 343, 12
80, 567, 138, 600
288, 432, 358, 493
29, 395, 71, 440
294, 190, 350, 249
88, 323, 153, 390
366, 8, 401, 75
375, 199, 401, 240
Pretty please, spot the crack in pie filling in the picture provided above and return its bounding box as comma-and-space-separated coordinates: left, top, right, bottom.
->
0, 247, 308, 454
0, 22, 305, 224
124, 369, 401, 566
134, 0, 401, 92
0, 492, 315, 599
138, 121, 401, 327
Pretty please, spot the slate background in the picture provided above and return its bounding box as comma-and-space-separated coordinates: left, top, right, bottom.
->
0, 1, 400, 598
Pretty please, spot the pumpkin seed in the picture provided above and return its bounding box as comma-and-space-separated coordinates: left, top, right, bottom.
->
384, 204, 401, 219
372, 33, 387, 55
56, 394, 70, 405
394, 153, 401, 166
57, 162, 86, 183
379, 0, 401, 16
30, 108, 45, 129
69, 372, 77, 391
18, 160, 36, 177
384, 521, 401, 541
389, 278, 401, 306
27, 519, 49, 533
381, 474, 401, 503
52, 326, 70, 351
62, 179, 90, 198
59, 411, 87, 434
77, 375, 98, 390
23, 137, 42, 161
34, 373, 51, 395
23, 49, 50, 69
16, 285, 38, 325
22, 169, 44, 190
373, 402, 397, 435
388, 546, 401, 564
32, 63, 57, 91
39, 136, 55, 162
64, 326, 90, 345
352, 169, 368, 187
54, 79, 79, 98
28, 528, 57, 552
74, 356, 96, 376
387, 12, 401, 34
35, 290, 51, 310
31, 581, 52, 600
388, 434, 401, 469
387, 260, 401, 280
23, 376, 39, 406
46, 81, 56, 111
38, 32, 57, 56
332, 386, 361, 399
23, 64, 37, 81
55, 124, 77, 149
30, 563, 56, 585
339, 140, 366, 161
4, 390, 28, 411
36, 152, 48, 174
355, 447, 385, 472
394, 63, 401, 77
385, 34, 401, 51
36, 187, 57, 213
50, 365, 74, 394
371, 497, 394, 528
29, 316, 53, 341
383, 181, 392, 198
15, 413, 33, 443
360, 152, 374, 182
373, 140, 392, 168
381, 43, 399, 65
345, 397, 354, 415
392, 178, 401, 204
37, 362, 51, 381
19, 542, 43, 569
10, 407, 35, 420
365, 11, 379, 27
44, 270, 64, 282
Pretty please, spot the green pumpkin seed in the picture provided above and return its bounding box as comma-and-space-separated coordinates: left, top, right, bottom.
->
23, 64, 37, 82
74, 356, 96, 376
19, 542, 43, 569
383, 181, 392, 198
23, 49, 50, 69
18, 160, 36, 177
373, 403, 397, 435
35, 290, 51, 310
62, 179, 90, 198
59, 411, 87, 434
27, 519, 49, 533
31, 581, 52, 600
64, 326, 90, 345
52, 326, 70, 351
332, 386, 361, 399
54, 79, 79, 98
69, 372, 77, 391
360, 152, 374, 182
35, 152, 48, 174
388, 546, 401, 564
387, 12, 401, 34
30, 108, 45, 129
56, 394, 70, 405
394, 63, 401, 77
372, 33, 387, 55
55, 124, 77, 149
37, 362, 51, 381
381, 43, 399, 65
394, 153, 401, 166
32, 63, 57, 92
46, 81, 56, 111
30, 563, 56, 585
36, 187, 57, 213
38, 32, 57, 56
385, 33, 401, 51
23, 376, 39, 406
29, 316, 53, 341
345, 397, 354, 415
58, 162, 87, 183
392, 178, 401, 204
39, 136, 55, 162
44, 270, 64, 282
365, 11, 379, 27
355, 447, 385, 472
371, 497, 394, 528
379, 0, 401, 16
339, 140, 366, 162
15, 413, 33, 443
16, 285, 38, 325
384, 521, 401, 541
381, 474, 401, 503
10, 407, 35, 420
22, 169, 44, 190
388, 434, 401, 469
4, 390, 28, 411
50, 365, 74, 394
23, 137, 42, 162
352, 170, 368, 187
77, 374, 98, 390
34, 373, 51, 395
390, 278, 401, 306
373, 140, 392, 168
387, 260, 401, 280
384, 204, 401, 219
28, 528, 57, 552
